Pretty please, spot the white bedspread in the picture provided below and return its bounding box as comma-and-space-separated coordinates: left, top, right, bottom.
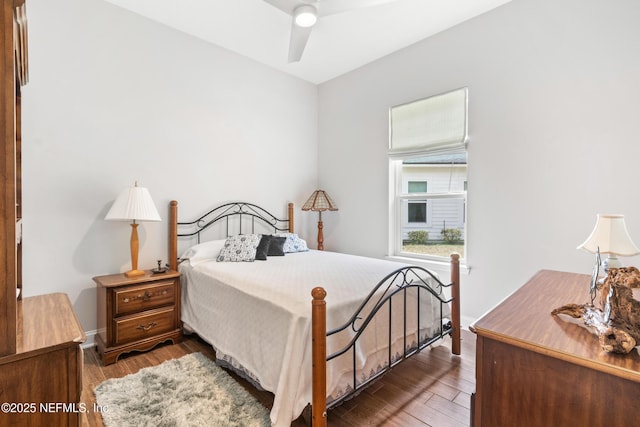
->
179, 249, 449, 426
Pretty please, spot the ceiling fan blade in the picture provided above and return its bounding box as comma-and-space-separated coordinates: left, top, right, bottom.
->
288, 20, 313, 63
318, 0, 400, 17
264, 0, 313, 15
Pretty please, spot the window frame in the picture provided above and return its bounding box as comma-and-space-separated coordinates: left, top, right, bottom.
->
387, 87, 469, 267
390, 157, 467, 263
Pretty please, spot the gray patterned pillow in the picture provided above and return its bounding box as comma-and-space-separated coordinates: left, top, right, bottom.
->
217, 234, 261, 262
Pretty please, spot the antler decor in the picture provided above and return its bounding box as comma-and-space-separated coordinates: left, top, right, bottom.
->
552, 266, 640, 354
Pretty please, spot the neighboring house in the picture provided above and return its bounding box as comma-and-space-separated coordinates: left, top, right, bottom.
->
401, 153, 466, 241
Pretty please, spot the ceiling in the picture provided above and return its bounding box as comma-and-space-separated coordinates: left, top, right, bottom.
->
103, 0, 511, 84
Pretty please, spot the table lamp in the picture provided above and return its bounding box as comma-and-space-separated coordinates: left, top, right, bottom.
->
577, 214, 640, 273
105, 182, 161, 277
302, 190, 338, 250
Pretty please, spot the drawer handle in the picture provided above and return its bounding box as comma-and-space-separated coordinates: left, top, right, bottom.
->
143, 291, 151, 302
136, 322, 157, 332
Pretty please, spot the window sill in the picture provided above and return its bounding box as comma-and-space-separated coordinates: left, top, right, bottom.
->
386, 255, 471, 276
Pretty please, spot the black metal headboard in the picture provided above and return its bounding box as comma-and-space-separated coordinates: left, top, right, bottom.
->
178, 202, 292, 243
169, 201, 294, 269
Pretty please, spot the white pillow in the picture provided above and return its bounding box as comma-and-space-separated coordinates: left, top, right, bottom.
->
180, 240, 227, 264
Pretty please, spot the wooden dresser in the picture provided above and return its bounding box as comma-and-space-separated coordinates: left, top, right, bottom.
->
471, 270, 640, 426
94, 269, 182, 365
0, 293, 86, 426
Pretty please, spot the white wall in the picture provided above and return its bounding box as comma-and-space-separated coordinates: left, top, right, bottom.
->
318, 0, 640, 321
21, 0, 640, 336
21, 0, 318, 334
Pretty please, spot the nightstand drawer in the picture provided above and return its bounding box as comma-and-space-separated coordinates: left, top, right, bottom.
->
114, 280, 176, 316
114, 307, 176, 345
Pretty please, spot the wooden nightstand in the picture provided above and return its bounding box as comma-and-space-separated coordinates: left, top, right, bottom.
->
94, 269, 182, 365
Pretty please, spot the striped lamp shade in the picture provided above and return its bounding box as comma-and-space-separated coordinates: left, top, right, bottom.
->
301, 190, 338, 212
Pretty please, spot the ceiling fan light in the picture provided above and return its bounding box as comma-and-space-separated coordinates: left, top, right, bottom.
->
294, 4, 317, 28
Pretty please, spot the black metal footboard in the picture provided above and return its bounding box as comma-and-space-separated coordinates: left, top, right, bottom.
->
326, 265, 453, 410
311, 253, 461, 426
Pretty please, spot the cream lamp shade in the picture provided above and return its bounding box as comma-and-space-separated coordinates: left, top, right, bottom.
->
105, 184, 161, 223
105, 182, 161, 277
302, 190, 338, 251
577, 214, 640, 272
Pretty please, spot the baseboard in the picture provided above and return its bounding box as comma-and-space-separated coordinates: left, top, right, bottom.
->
461, 315, 476, 330
82, 329, 97, 350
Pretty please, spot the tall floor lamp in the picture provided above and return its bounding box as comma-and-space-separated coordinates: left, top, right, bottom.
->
105, 182, 161, 277
302, 190, 338, 250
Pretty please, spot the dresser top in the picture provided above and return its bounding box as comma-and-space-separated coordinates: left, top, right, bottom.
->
6, 293, 86, 362
472, 269, 640, 382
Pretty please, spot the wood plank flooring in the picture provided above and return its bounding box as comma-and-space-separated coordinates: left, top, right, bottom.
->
82, 329, 475, 427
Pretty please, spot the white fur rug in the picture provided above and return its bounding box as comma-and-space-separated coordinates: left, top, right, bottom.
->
94, 352, 270, 427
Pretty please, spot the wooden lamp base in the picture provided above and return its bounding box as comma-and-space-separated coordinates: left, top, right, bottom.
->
316, 220, 324, 251
125, 269, 145, 278
126, 222, 145, 277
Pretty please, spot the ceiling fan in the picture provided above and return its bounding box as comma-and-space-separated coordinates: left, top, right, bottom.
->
263, 0, 401, 63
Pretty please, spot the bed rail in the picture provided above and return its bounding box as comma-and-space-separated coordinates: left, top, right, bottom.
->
311, 253, 461, 426
169, 200, 293, 270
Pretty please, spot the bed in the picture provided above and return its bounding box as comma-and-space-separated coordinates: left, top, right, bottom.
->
168, 200, 461, 427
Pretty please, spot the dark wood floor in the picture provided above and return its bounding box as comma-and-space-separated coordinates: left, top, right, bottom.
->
82, 329, 475, 427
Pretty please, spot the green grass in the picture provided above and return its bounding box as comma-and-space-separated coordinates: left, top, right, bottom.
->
402, 242, 464, 258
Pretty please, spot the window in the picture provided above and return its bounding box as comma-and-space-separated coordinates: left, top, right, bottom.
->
408, 181, 427, 193
408, 202, 427, 223
407, 181, 427, 223
389, 88, 468, 261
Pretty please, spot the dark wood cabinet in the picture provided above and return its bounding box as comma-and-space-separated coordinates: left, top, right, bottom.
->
471, 270, 640, 426
94, 270, 182, 365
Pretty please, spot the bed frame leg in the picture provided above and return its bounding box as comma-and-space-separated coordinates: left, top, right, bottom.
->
311, 287, 327, 427
450, 253, 461, 355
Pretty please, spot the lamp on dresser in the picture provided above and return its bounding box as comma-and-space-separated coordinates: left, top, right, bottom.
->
302, 189, 338, 250
550, 214, 640, 353
577, 214, 640, 273
105, 182, 161, 277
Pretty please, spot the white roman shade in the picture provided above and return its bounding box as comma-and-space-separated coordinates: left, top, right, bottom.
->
390, 87, 468, 157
